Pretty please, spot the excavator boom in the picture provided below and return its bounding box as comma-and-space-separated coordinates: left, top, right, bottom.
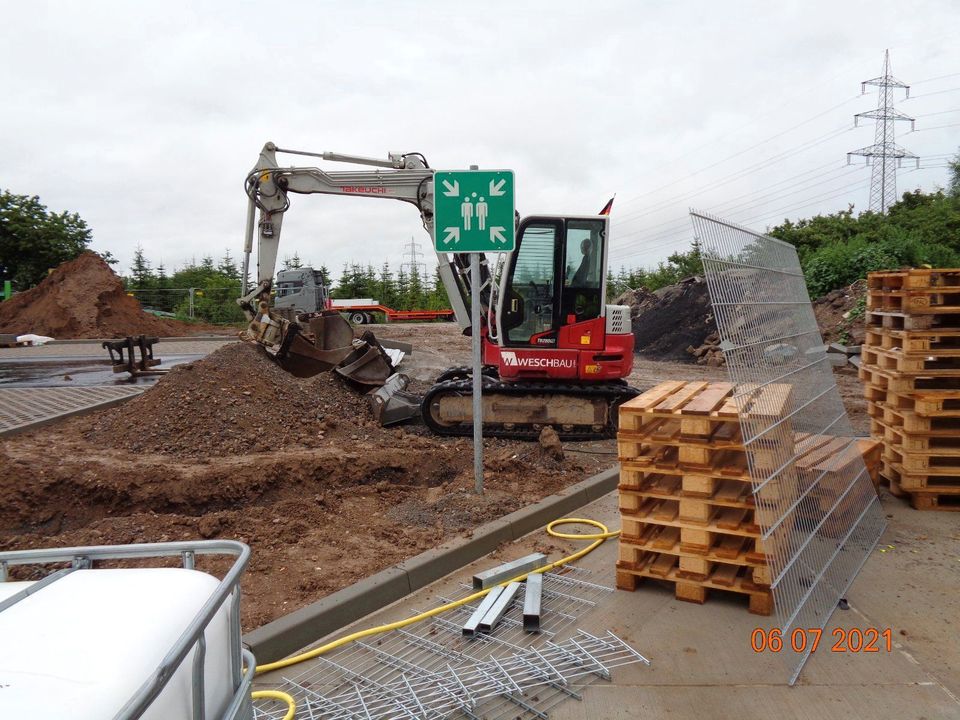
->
237, 142, 637, 438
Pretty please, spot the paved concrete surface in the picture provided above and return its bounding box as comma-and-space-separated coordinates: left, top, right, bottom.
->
0, 386, 145, 435
256, 488, 960, 719
0, 337, 236, 359
0, 338, 236, 434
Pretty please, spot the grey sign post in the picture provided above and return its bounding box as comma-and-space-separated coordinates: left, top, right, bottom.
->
434, 169, 516, 494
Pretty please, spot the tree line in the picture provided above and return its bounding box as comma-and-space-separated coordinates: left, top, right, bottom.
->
122, 247, 452, 323
3, 150, 958, 321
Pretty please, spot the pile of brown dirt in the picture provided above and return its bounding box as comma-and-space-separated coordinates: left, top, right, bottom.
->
630, 276, 717, 363
85, 342, 364, 457
813, 279, 867, 345
0, 252, 216, 338
1, 340, 605, 628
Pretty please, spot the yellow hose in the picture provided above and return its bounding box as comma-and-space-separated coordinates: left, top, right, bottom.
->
251, 690, 296, 720
254, 517, 619, 675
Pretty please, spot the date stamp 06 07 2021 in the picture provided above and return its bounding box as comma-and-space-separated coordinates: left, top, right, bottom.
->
751, 627, 894, 654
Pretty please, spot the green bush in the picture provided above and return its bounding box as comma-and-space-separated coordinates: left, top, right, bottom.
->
802, 230, 960, 298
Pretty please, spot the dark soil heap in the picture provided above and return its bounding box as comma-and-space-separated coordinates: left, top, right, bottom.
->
813, 279, 867, 345
628, 276, 717, 363
0, 252, 211, 338
86, 342, 365, 457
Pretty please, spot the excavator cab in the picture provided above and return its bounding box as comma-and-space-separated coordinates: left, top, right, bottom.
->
498, 216, 607, 349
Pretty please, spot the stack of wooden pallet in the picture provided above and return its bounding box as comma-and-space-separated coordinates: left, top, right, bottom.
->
614, 381, 782, 615
861, 268, 960, 511
615, 380, 882, 614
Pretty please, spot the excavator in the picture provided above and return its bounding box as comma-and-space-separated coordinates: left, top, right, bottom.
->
237, 142, 638, 439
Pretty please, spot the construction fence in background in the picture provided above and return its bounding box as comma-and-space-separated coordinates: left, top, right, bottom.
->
126, 286, 245, 324
693, 210, 886, 684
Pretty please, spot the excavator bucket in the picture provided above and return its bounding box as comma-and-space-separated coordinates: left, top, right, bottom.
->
309, 312, 354, 353
368, 373, 422, 426
335, 331, 395, 386
276, 331, 339, 378
274, 311, 356, 377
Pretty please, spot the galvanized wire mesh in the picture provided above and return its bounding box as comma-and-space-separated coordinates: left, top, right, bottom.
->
692, 210, 886, 684
252, 567, 648, 720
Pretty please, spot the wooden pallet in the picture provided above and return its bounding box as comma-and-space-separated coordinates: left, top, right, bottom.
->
620, 505, 761, 558
868, 268, 960, 292
617, 524, 766, 564
865, 310, 960, 331
617, 542, 771, 585
617, 419, 743, 462
884, 472, 960, 511
619, 484, 754, 522
862, 346, 960, 374
865, 327, 960, 353
879, 404, 960, 433
793, 434, 882, 487
615, 558, 773, 615
879, 389, 960, 416
867, 287, 960, 314
619, 474, 753, 508
871, 416, 960, 451
881, 453, 960, 489
619, 446, 753, 482
859, 364, 960, 391
618, 381, 792, 433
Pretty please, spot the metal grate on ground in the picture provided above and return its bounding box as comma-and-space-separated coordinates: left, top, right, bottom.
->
253, 567, 648, 720
693, 210, 886, 684
0, 386, 145, 436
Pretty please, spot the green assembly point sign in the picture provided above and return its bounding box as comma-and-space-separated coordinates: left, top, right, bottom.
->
433, 170, 515, 253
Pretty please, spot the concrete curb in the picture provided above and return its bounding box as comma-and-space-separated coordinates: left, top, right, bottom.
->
243, 465, 619, 663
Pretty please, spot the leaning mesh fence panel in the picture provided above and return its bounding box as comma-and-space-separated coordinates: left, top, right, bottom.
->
692, 210, 886, 684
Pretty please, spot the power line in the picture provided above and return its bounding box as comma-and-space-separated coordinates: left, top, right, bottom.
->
613, 174, 872, 263
913, 71, 960, 86
913, 107, 960, 118
617, 96, 862, 212
611, 162, 852, 245
906, 86, 960, 100
614, 125, 853, 226
909, 122, 960, 133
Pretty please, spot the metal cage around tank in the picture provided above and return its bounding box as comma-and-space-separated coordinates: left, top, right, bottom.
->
0, 540, 255, 720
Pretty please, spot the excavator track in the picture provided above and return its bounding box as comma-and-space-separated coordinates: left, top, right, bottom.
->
421, 374, 640, 441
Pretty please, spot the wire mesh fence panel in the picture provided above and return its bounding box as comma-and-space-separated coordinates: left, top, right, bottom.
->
127, 286, 245, 323
692, 210, 886, 684
253, 567, 648, 720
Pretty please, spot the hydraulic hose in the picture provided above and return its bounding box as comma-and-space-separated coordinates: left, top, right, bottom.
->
254, 517, 619, 675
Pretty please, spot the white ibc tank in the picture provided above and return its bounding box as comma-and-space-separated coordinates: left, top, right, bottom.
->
0, 568, 235, 720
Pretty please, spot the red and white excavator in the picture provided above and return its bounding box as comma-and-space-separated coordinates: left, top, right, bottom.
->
238, 143, 637, 439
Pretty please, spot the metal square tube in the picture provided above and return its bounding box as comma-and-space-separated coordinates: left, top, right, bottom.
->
478, 582, 522, 634
462, 586, 504, 637
472, 553, 546, 590
522, 574, 543, 632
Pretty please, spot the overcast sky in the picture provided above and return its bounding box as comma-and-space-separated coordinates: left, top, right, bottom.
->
2, 1, 958, 285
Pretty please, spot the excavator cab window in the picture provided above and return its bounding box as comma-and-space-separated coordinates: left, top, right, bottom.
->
502, 221, 561, 345
560, 219, 604, 324
501, 217, 606, 347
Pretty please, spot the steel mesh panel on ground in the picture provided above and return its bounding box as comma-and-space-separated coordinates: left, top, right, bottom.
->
692, 210, 886, 684
252, 567, 648, 720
